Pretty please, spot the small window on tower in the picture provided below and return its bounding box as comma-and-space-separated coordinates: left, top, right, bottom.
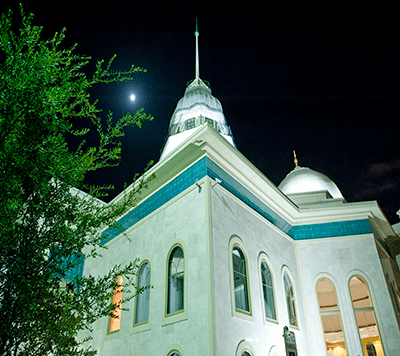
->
186, 118, 195, 130
205, 118, 214, 126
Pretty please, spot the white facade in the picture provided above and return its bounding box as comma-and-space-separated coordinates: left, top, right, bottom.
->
80, 122, 400, 356
81, 29, 400, 355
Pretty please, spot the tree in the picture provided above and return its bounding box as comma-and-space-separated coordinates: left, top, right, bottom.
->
0, 6, 153, 356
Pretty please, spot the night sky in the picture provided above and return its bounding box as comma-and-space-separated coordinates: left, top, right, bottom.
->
3, 1, 399, 223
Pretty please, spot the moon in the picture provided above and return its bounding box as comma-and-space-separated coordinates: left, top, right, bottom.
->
130, 94, 136, 101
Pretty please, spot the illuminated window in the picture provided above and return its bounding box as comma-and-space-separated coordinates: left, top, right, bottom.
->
135, 262, 151, 324
109, 275, 123, 332
232, 246, 250, 312
284, 272, 297, 327
316, 278, 348, 355
167, 246, 184, 314
260, 260, 276, 320
349, 276, 385, 356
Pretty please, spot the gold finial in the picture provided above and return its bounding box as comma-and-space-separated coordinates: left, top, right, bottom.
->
293, 150, 298, 167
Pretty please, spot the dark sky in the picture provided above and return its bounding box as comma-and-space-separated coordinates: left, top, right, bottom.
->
3, 1, 399, 223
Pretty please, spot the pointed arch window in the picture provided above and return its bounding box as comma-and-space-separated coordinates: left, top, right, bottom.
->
284, 272, 297, 327
316, 278, 348, 354
261, 260, 276, 321
233, 246, 250, 312
349, 276, 385, 356
168, 246, 184, 314
109, 275, 123, 332
135, 262, 151, 324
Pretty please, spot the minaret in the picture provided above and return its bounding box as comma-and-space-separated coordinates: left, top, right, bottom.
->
159, 19, 235, 160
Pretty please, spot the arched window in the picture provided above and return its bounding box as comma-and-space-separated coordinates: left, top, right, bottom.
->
109, 275, 123, 332
349, 276, 385, 356
316, 278, 348, 355
284, 272, 297, 327
261, 260, 276, 320
135, 262, 151, 324
235, 339, 256, 356
167, 246, 184, 314
233, 246, 250, 312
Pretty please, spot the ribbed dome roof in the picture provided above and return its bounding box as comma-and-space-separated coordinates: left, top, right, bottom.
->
173, 81, 222, 117
278, 166, 344, 200
170, 78, 227, 128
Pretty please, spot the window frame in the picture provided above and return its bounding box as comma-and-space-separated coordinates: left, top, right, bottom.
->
315, 276, 348, 355
282, 268, 299, 329
258, 253, 278, 323
348, 273, 386, 356
108, 275, 123, 334
229, 236, 253, 322
132, 258, 152, 334
235, 339, 256, 356
162, 241, 188, 326
164, 343, 186, 356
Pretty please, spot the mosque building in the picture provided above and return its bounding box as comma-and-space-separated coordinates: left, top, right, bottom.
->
81, 23, 400, 356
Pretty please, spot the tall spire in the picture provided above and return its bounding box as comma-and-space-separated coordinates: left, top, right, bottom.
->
195, 18, 200, 80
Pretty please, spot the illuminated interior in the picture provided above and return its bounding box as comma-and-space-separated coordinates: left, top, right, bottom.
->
109, 275, 123, 332
349, 276, 385, 356
317, 278, 348, 356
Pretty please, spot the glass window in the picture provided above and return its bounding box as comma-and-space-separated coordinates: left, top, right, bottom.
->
261, 261, 276, 320
284, 272, 297, 327
185, 118, 195, 130
135, 262, 151, 324
349, 276, 385, 356
233, 246, 250, 312
316, 278, 348, 355
168, 246, 184, 314
242, 352, 251, 356
109, 275, 123, 332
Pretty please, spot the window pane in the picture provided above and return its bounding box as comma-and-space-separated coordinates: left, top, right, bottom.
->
135, 262, 150, 324
109, 276, 123, 332
242, 352, 251, 356
284, 273, 297, 327
349, 276, 385, 356
321, 314, 347, 354
261, 261, 276, 320
168, 247, 184, 314
233, 246, 249, 312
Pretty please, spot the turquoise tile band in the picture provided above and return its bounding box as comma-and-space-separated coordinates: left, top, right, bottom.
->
101, 157, 372, 245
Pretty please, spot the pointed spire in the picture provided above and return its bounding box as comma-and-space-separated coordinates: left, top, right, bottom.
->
195, 18, 200, 80
293, 150, 298, 167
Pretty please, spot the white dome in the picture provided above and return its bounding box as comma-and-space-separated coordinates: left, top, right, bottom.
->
278, 166, 344, 200
160, 78, 235, 160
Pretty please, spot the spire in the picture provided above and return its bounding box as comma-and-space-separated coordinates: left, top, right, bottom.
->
293, 150, 298, 167
195, 18, 200, 80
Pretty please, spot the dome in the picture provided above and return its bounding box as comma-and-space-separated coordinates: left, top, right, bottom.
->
169, 78, 229, 135
278, 166, 344, 200
160, 78, 235, 159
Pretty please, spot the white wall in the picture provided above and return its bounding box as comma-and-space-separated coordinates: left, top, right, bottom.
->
210, 183, 311, 356
82, 185, 211, 356
297, 235, 400, 355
